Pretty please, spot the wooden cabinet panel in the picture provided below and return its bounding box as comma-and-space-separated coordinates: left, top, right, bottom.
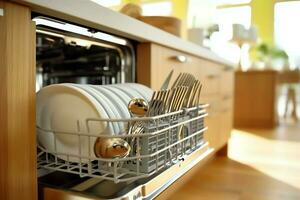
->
219, 110, 233, 148
201, 69, 221, 95
220, 68, 235, 95
137, 43, 222, 96
200, 95, 221, 114
204, 114, 221, 149
0, 2, 37, 200
234, 70, 278, 128
220, 96, 233, 111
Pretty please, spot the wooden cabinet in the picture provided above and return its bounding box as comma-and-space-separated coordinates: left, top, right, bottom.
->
137, 43, 234, 152
234, 70, 278, 128
0, 2, 37, 200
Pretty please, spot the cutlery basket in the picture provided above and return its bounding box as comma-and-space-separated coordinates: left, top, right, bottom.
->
37, 104, 208, 183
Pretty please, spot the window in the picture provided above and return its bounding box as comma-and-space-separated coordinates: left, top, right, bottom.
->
214, 0, 251, 6
275, 1, 300, 68
214, 6, 251, 40
141, 1, 173, 16
91, 0, 121, 7
187, 0, 216, 28
210, 6, 252, 66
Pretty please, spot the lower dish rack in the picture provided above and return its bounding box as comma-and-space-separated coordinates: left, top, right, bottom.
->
37, 104, 208, 183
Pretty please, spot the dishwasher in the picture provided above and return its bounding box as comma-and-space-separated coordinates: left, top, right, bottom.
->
34, 15, 212, 200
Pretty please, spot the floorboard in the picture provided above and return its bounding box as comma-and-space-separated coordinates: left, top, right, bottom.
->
167, 121, 300, 200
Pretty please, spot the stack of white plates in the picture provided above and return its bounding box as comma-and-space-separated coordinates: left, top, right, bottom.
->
36, 83, 153, 162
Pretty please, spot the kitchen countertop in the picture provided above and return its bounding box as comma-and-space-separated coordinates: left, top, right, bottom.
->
15, 0, 233, 66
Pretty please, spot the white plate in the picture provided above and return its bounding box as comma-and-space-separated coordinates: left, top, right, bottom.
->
37, 84, 110, 163
103, 86, 132, 107
114, 83, 148, 100
110, 84, 143, 100
71, 84, 120, 135
90, 85, 130, 134
123, 83, 153, 101
91, 85, 130, 118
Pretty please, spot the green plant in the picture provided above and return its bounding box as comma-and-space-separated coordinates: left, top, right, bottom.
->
253, 43, 288, 62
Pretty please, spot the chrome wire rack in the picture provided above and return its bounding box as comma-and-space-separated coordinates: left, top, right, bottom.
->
37, 104, 208, 183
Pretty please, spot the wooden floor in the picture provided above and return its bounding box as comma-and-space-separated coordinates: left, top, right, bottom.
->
167, 121, 300, 200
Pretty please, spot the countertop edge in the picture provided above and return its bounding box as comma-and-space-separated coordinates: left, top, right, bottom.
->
13, 0, 235, 67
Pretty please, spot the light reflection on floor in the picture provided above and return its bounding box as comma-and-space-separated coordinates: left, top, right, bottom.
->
229, 126, 300, 189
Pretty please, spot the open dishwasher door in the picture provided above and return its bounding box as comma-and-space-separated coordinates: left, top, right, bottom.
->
39, 143, 213, 200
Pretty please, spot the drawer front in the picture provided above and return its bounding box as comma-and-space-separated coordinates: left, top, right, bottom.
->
219, 110, 233, 147
220, 95, 233, 112
149, 44, 222, 93
201, 72, 221, 95
199, 95, 221, 114
202, 95, 232, 150
220, 66, 234, 95
150, 44, 200, 90
202, 95, 221, 149
204, 113, 221, 149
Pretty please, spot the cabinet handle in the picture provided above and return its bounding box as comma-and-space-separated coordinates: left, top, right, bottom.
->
221, 109, 231, 113
223, 66, 233, 71
222, 95, 232, 100
171, 55, 188, 63
206, 74, 219, 79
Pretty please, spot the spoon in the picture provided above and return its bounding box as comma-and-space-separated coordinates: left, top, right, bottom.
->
127, 98, 149, 156
128, 98, 149, 117
94, 137, 131, 158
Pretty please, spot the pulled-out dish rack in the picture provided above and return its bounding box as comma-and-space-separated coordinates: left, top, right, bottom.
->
37, 104, 208, 183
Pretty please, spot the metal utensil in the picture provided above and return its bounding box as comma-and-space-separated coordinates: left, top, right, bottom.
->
160, 70, 174, 90
171, 73, 196, 88
128, 98, 149, 117
171, 73, 182, 88
94, 137, 131, 158
187, 81, 201, 107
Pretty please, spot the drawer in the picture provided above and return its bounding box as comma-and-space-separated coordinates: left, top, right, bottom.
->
150, 44, 202, 90
204, 113, 221, 149
201, 72, 221, 95
200, 95, 221, 114
220, 66, 234, 95
137, 43, 223, 92
220, 95, 233, 112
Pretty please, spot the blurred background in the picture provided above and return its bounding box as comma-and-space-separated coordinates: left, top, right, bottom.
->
90, 1, 300, 199
93, 0, 300, 122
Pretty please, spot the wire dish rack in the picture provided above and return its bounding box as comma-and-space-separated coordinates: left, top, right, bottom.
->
37, 104, 208, 183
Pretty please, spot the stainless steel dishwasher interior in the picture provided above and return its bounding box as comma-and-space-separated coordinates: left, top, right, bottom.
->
33, 15, 135, 92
